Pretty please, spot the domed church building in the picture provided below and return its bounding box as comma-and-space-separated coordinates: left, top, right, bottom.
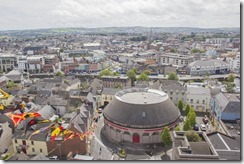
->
102, 88, 180, 144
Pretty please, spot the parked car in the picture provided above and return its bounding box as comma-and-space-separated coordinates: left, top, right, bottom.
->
193, 124, 199, 131
97, 108, 103, 114
202, 117, 209, 124
200, 124, 206, 131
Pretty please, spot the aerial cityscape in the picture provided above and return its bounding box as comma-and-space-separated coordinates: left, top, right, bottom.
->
0, 0, 241, 161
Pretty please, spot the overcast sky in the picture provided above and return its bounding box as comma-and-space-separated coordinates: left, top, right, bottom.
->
0, 0, 240, 30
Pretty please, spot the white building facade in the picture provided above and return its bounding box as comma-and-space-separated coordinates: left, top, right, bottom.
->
186, 85, 211, 112
158, 53, 194, 67
188, 59, 230, 76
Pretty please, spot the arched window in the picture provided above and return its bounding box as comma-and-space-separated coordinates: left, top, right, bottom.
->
123, 131, 130, 135
152, 132, 159, 136
142, 133, 149, 136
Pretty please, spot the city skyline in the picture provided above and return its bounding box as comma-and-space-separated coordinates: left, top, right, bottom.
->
0, 0, 241, 31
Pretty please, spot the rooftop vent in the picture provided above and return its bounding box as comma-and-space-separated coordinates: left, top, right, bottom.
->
142, 112, 145, 117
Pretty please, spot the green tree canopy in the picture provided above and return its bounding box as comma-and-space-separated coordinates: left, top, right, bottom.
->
170, 48, 177, 53
183, 118, 191, 131
174, 125, 181, 131
55, 71, 64, 77
225, 82, 236, 93
191, 48, 205, 53
99, 69, 113, 77
161, 127, 172, 146
178, 100, 184, 114
126, 69, 137, 85
132, 67, 137, 74
167, 72, 178, 80
138, 73, 149, 81
187, 108, 196, 127
184, 104, 191, 116
112, 72, 120, 76
143, 70, 151, 75
227, 73, 235, 82
6, 81, 15, 89
184, 131, 202, 142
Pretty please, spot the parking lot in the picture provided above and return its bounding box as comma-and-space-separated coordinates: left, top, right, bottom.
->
179, 116, 214, 133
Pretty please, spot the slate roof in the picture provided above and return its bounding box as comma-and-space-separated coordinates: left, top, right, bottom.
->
68, 89, 89, 97
160, 80, 182, 87
214, 93, 240, 114
37, 90, 52, 98
5, 70, 22, 76
223, 102, 240, 114
43, 77, 62, 84
37, 105, 56, 120
29, 153, 50, 160
86, 92, 95, 103
23, 46, 46, 52
102, 88, 121, 95
103, 89, 180, 128
13, 129, 48, 141
187, 86, 210, 95
89, 78, 103, 95
10, 90, 19, 96
67, 78, 80, 86
9, 152, 30, 160
16, 89, 29, 96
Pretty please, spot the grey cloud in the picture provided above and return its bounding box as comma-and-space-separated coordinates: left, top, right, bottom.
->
0, 0, 240, 30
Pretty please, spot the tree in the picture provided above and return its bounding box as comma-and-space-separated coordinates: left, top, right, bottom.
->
161, 127, 172, 147
184, 104, 191, 116
177, 100, 184, 114
167, 72, 178, 80
184, 131, 202, 142
138, 73, 149, 81
132, 67, 137, 74
183, 118, 191, 131
187, 108, 196, 127
227, 73, 235, 82
59, 48, 64, 52
112, 72, 120, 76
170, 48, 176, 53
126, 69, 137, 85
174, 125, 181, 131
143, 70, 151, 75
6, 81, 15, 89
225, 82, 235, 93
55, 71, 64, 77
99, 69, 112, 77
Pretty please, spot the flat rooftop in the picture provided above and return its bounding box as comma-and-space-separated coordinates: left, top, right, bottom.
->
116, 88, 168, 105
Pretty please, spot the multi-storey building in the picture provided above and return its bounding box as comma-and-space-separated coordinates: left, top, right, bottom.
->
161, 80, 187, 105
27, 56, 44, 73
17, 56, 28, 71
0, 54, 17, 72
101, 76, 131, 89
188, 59, 229, 76
158, 53, 194, 68
186, 85, 211, 112
228, 53, 240, 73
83, 43, 100, 50
211, 93, 240, 122
43, 55, 59, 73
